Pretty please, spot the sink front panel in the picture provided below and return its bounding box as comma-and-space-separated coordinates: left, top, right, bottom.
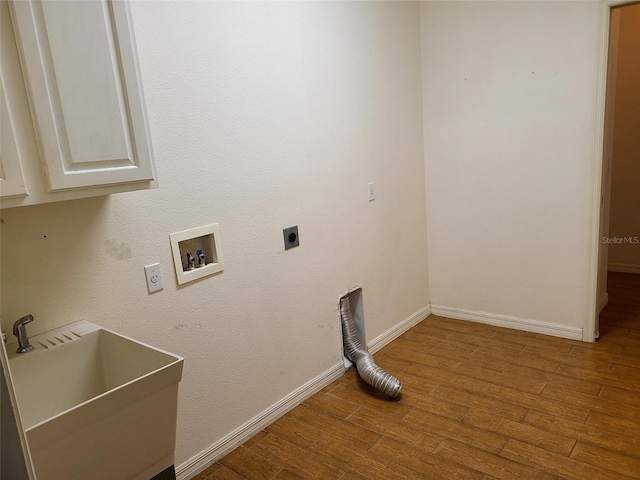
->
28, 383, 180, 480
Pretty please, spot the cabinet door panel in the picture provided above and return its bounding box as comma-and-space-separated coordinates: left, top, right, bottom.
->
0, 0, 28, 199
10, 0, 155, 191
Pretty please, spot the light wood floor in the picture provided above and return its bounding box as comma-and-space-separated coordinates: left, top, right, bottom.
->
193, 272, 640, 479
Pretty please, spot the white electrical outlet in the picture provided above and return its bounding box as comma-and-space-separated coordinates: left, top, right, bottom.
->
368, 182, 375, 202
144, 263, 163, 293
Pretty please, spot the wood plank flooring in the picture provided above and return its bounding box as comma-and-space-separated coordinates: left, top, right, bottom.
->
193, 272, 640, 479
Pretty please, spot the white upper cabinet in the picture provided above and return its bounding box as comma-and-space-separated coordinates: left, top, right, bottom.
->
1, 0, 156, 208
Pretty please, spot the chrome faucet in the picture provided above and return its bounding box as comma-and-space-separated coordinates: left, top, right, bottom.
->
13, 314, 34, 353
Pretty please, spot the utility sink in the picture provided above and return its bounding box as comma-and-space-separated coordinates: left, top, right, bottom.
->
6, 320, 183, 480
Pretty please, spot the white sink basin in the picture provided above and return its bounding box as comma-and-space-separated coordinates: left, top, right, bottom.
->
7, 321, 183, 480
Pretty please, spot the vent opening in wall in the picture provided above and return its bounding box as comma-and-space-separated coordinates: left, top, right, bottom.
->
170, 223, 224, 285
341, 288, 365, 366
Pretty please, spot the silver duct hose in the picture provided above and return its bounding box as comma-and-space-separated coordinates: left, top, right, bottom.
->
340, 297, 402, 398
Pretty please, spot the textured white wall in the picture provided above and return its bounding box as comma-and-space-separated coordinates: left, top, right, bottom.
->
608, 3, 640, 270
421, 1, 601, 329
0, 1, 429, 467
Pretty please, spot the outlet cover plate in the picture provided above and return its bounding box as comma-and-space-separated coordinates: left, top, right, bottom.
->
144, 263, 163, 293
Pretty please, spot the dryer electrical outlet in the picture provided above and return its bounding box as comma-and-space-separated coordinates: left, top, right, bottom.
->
283, 226, 299, 250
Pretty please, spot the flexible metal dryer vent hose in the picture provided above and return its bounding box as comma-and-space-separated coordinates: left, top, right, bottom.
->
339, 297, 402, 398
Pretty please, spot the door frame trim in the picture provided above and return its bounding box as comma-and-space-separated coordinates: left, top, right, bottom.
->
586, 0, 638, 342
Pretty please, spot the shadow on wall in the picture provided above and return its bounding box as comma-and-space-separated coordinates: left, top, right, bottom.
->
0, 196, 109, 334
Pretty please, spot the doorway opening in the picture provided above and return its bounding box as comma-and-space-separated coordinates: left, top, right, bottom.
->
592, 1, 640, 341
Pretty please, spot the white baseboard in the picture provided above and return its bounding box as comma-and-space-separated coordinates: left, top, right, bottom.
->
368, 305, 431, 354
430, 305, 583, 341
176, 304, 432, 479
598, 292, 609, 313
175, 362, 345, 480
608, 263, 640, 274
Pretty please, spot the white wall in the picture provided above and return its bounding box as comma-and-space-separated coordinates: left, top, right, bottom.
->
421, 1, 601, 333
608, 3, 640, 272
0, 1, 429, 470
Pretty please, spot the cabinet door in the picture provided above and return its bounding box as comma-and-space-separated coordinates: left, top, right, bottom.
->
0, 0, 27, 199
9, 0, 155, 192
